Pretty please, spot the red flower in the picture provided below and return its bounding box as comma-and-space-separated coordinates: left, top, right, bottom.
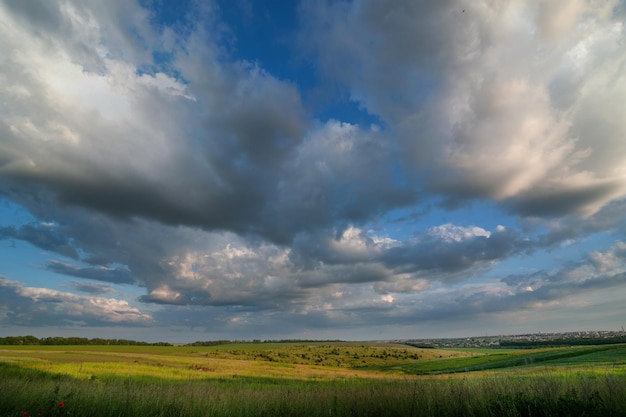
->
58, 402, 65, 408
22, 412, 29, 417
39, 410, 45, 415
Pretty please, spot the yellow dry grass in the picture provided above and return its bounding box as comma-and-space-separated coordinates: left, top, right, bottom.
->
0, 343, 475, 381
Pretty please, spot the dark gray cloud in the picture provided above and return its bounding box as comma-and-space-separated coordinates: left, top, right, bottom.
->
69, 281, 114, 295
504, 181, 626, 218
379, 225, 529, 276
0, 223, 78, 259
526, 199, 626, 247
291, 224, 533, 283
47, 261, 136, 285
2, 0, 62, 33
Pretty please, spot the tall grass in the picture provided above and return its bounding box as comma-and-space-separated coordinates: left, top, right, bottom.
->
2, 362, 625, 417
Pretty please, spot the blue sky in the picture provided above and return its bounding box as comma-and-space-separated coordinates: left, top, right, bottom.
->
1, 0, 626, 343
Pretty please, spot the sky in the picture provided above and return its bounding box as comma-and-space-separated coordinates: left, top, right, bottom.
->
1, 0, 626, 343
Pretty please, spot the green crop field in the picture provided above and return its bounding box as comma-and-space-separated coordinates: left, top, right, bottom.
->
1, 342, 625, 416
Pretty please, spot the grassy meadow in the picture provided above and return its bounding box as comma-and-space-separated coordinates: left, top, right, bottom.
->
1, 342, 625, 416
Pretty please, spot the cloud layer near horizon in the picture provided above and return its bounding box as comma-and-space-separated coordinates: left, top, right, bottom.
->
1, 0, 626, 339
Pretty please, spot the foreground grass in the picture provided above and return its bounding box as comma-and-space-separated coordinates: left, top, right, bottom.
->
2, 343, 626, 416
2, 362, 626, 417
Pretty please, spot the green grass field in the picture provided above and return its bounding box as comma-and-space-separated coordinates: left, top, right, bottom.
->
1, 342, 625, 416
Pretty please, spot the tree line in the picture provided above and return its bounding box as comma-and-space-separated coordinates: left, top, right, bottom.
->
0, 335, 172, 346
1, 336, 347, 346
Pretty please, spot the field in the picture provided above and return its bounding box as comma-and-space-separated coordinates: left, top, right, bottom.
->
1, 342, 625, 416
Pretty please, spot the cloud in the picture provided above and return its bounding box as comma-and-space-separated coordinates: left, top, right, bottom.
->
68, 281, 114, 295
377, 224, 531, 279
588, 241, 626, 273
47, 261, 136, 285
0, 198, 535, 313
265, 120, 415, 242
0, 276, 151, 327
306, 241, 626, 329
0, 0, 292, 240
0, 0, 420, 249
304, 0, 626, 217
0, 222, 78, 259
525, 199, 626, 247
